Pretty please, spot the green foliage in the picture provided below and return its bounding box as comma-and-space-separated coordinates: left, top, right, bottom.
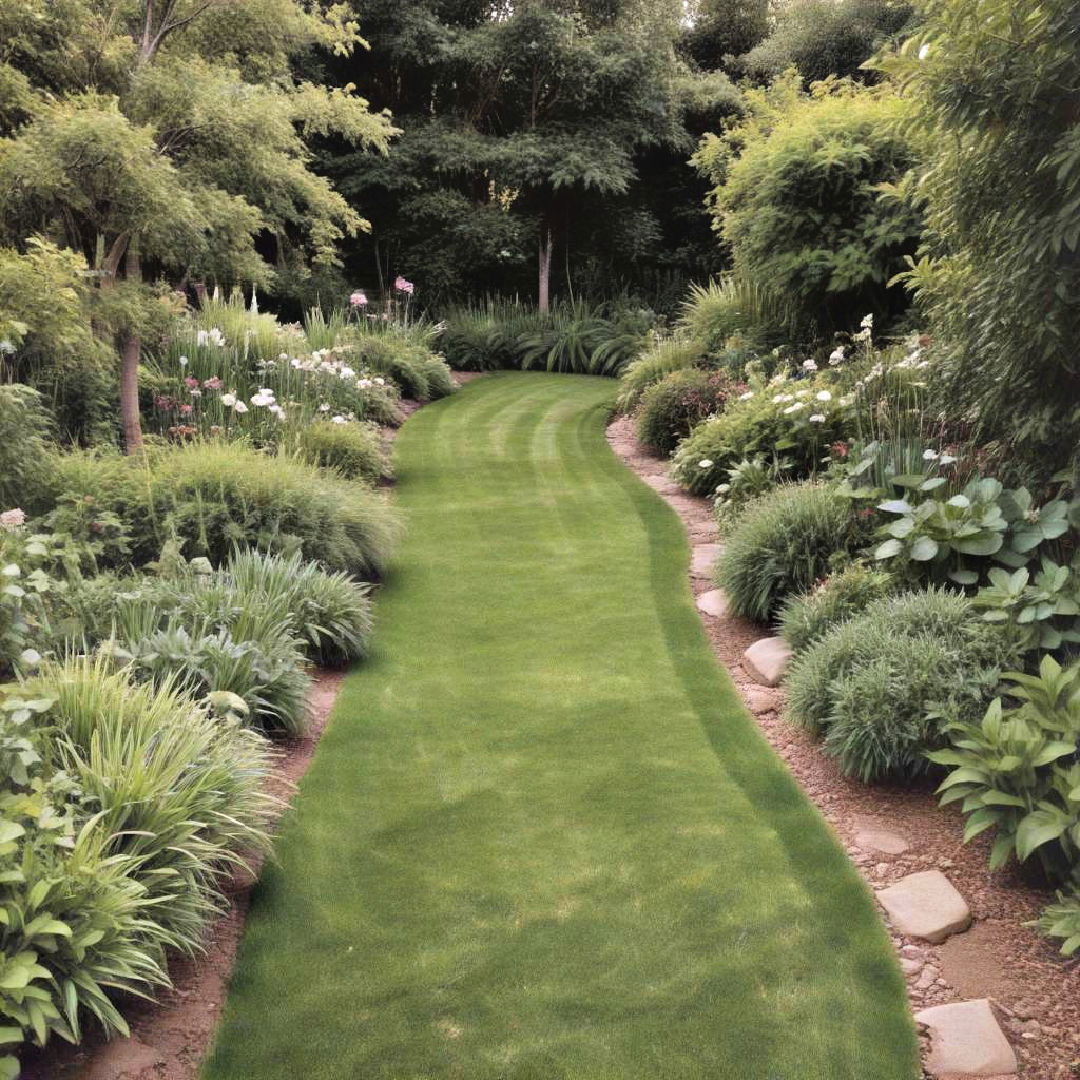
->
879, 0, 1080, 484
973, 557, 1080, 655
927, 656, 1080, 883
681, 0, 770, 71
786, 588, 1011, 779
1034, 891, 1080, 957
676, 276, 782, 358
0, 385, 50, 511
692, 75, 920, 339
711, 454, 788, 530
439, 300, 651, 377
44, 443, 401, 579
0, 525, 56, 680
634, 368, 741, 455
779, 563, 896, 652
0, 656, 273, 1066
672, 371, 851, 495
716, 482, 860, 620
297, 419, 390, 484
615, 336, 703, 412
741, 0, 913, 83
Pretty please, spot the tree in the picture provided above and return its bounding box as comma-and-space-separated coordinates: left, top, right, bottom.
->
680, 0, 770, 73
318, 0, 696, 310
0, 0, 395, 450
878, 0, 1080, 484
693, 74, 920, 338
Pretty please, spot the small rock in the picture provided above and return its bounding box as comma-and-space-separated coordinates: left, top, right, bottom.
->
742, 686, 779, 715
742, 637, 792, 688
690, 543, 723, 577
900, 945, 927, 961
695, 589, 729, 618
915, 999, 1018, 1077
853, 820, 913, 856
877, 870, 972, 944
901, 957, 924, 976
917, 964, 941, 991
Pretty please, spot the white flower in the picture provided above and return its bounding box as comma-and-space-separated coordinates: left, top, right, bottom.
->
802, 359, 818, 372
795, 388, 809, 399
816, 390, 832, 402
233, 400, 248, 414
918, 42, 930, 60
278, 352, 289, 361
331, 415, 347, 425
0, 339, 14, 355
179, 354, 189, 367
783, 402, 806, 414
738, 391, 754, 401
220, 392, 237, 407
923, 448, 940, 461
940, 453, 958, 466
196, 330, 208, 347
373, 377, 385, 386
340, 366, 356, 380
18, 648, 41, 667
860, 313, 874, 330
808, 413, 826, 423
291, 358, 302, 369
318, 403, 330, 412
772, 393, 793, 404
828, 347, 845, 366
698, 459, 714, 469
251, 393, 273, 408
268, 404, 285, 420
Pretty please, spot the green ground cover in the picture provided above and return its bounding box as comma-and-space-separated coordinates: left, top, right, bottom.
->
202, 372, 917, 1080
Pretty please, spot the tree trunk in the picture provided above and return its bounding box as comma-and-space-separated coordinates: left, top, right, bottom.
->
538, 223, 553, 313
119, 247, 144, 454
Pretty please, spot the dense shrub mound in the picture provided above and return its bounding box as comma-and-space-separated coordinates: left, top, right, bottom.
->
43, 443, 401, 578
779, 564, 896, 653
785, 589, 1014, 780
615, 338, 703, 413
297, 420, 390, 483
0, 383, 51, 510
716, 483, 860, 621
635, 368, 741, 456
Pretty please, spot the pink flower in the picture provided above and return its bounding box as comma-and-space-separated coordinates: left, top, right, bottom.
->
203, 377, 223, 390
0, 508, 26, 531
184, 376, 199, 389
393, 275, 414, 295
349, 290, 368, 307
179, 403, 193, 416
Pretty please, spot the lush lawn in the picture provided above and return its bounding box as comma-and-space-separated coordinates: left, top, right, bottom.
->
202, 372, 917, 1080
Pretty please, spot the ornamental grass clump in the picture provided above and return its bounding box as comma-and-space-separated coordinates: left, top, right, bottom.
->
296, 419, 390, 483
615, 337, 703, 413
716, 482, 860, 621
786, 589, 1014, 781
635, 368, 742, 456
45, 443, 401, 578
779, 563, 896, 653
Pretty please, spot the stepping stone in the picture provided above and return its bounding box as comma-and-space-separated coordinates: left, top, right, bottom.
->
915, 1000, 1018, 1077
696, 589, 728, 618
877, 870, 971, 944
742, 637, 792, 688
743, 686, 780, 716
852, 815, 912, 856
690, 543, 723, 577
643, 474, 680, 496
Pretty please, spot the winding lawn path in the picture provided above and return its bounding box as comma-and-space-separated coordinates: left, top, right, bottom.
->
203, 373, 917, 1080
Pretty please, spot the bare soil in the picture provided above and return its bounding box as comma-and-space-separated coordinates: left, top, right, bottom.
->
606, 414, 1080, 1080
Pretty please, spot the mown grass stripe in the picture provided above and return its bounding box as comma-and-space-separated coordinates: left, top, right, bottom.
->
203, 372, 917, 1080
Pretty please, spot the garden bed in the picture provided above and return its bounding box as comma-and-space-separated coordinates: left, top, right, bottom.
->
606, 415, 1080, 1080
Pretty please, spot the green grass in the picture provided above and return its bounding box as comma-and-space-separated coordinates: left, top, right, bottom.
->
202, 372, 917, 1080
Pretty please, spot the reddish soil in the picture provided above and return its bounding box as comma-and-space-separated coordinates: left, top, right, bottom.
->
606, 414, 1080, 1080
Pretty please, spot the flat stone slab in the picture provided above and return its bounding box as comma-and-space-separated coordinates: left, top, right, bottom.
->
742, 637, 792, 688
852, 815, 912, 855
877, 870, 971, 943
695, 589, 728, 618
915, 1000, 1018, 1077
690, 543, 723, 577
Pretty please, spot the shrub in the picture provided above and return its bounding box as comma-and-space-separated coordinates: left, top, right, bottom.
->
779, 564, 896, 652
635, 369, 741, 456
880, 0, 1080, 485
692, 74, 920, 339
1035, 891, 1080, 957
44, 442, 401, 578
927, 655, 1080, 883
712, 454, 789, 531
671, 372, 852, 495
616, 337, 703, 413
716, 483, 860, 621
0, 383, 51, 511
741, 0, 914, 84
296, 420, 390, 483
221, 549, 373, 666
785, 588, 1012, 779
349, 330, 455, 401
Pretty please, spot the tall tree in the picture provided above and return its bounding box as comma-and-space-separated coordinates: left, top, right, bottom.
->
0, 0, 394, 450
318, 0, 704, 309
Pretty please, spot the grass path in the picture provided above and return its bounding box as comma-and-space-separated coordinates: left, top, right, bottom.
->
203, 373, 917, 1080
